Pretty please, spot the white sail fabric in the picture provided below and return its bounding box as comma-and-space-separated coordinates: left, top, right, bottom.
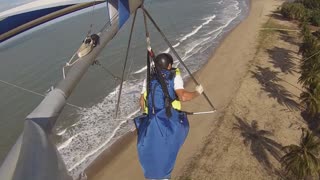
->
0, 0, 143, 43
0, 0, 106, 43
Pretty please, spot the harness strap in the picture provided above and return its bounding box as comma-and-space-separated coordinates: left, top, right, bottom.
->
154, 67, 173, 117
143, 10, 154, 58
143, 9, 172, 117
151, 83, 158, 114
146, 51, 151, 113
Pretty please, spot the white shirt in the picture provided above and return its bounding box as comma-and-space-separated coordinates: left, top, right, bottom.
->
141, 74, 184, 94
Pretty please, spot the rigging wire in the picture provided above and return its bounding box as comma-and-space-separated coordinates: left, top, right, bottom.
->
124, 15, 148, 82
115, 11, 138, 118
93, 60, 121, 80
100, 5, 119, 32
0, 79, 44, 97
125, 48, 138, 81
86, 0, 97, 36
0, 79, 82, 109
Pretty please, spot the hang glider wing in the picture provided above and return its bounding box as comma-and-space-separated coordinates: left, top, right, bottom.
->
0, 0, 106, 43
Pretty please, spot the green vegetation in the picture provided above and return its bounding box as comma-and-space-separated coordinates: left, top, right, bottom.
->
281, 129, 320, 179
281, 0, 320, 117
298, 25, 320, 117
280, 0, 320, 27
300, 86, 320, 117
310, 11, 320, 26
280, 2, 309, 21
297, 0, 320, 10
279, 1, 320, 179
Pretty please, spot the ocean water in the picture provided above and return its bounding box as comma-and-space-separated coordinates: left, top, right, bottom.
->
0, 0, 249, 177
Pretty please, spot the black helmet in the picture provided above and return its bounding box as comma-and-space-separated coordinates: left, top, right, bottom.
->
155, 53, 173, 69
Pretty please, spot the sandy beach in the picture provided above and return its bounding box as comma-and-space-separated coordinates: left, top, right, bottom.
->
86, 0, 303, 179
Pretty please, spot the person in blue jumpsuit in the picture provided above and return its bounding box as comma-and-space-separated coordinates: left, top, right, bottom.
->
135, 53, 203, 180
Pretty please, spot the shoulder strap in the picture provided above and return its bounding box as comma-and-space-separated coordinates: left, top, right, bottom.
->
168, 68, 176, 80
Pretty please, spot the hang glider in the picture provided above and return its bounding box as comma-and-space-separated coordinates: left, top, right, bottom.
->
0, 0, 106, 43
0, 0, 216, 179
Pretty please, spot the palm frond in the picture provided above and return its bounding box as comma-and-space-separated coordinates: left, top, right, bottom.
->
281, 130, 320, 179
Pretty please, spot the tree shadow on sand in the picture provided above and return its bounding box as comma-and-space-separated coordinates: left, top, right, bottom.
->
267, 12, 301, 51
267, 47, 297, 74
279, 30, 301, 47
251, 66, 300, 110
233, 116, 283, 175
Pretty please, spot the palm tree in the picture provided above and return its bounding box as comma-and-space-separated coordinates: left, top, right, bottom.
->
298, 0, 320, 10
298, 30, 320, 117
300, 84, 320, 117
280, 2, 308, 21
298, 31, 319, 58
298, 26, 320, 115
281, 129, 320, 179
299, 62, 320, 87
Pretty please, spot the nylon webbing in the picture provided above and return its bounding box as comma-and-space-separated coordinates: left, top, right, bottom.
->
146, 52, 151, 107
143, 9, 154, 58
143, 9, 172, 117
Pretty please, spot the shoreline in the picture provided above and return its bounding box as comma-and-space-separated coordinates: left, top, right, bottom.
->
80, 2, 250, 178
86, 0, 283, 179
83, 13, 247, 180
84, 130, 137, 178
61, 1, 250, 175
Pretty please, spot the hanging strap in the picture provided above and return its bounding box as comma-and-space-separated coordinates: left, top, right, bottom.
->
143, 9, 155, 58
143, 10, 172, 118
146, 52, 151, 106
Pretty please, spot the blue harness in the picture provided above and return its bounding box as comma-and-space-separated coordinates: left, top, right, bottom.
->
134, 70, 189, 179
